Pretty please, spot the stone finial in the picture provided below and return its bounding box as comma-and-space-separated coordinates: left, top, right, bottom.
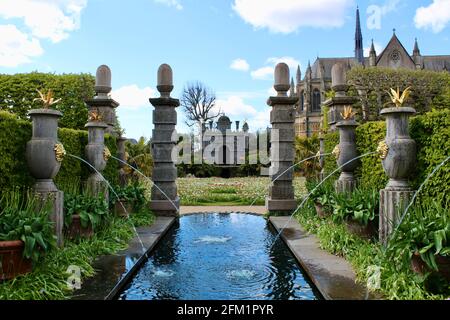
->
274, 62, 290, 97
157, 63, 174, 98
331, 63, 348, 97
95, 65, 112, 97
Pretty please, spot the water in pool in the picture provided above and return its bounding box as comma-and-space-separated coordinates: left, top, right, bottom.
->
119, 213, 320, 300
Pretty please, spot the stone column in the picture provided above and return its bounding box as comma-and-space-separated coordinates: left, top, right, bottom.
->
117, 136, 128, 186
335, 119, 359, 193
85, 65, 120, 136
379, 106, 416, 244
323, 63, 356, 131
266, 63, 298, 214
85, 119, 109, 200
149, 64, 180, 216
26, 109, 65, 247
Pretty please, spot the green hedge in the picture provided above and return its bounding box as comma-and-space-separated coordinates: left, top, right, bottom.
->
323, 109, 450, 205
347, 67, 450, 119
0, 111, 118, 192
0, 72, 95, 130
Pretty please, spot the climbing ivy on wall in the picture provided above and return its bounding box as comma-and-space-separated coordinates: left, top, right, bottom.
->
0, 111, 119, 192
0, 72, 95, 130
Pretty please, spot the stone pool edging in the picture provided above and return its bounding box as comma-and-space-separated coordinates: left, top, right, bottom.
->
71, 216, 175, 300
269, 216, 380, 300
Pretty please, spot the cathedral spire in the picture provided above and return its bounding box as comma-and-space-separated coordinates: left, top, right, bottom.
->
413, 37, 421, 56
355, 6, 364, 64
296, 65, 301, 84
369, 39, 377, 67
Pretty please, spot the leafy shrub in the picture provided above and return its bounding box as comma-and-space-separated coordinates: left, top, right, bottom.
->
0, 72, 95, 130
0, 190, 56, 263
0, 111, 119, 193
347, 67, 450, 118
320, 109, 449, 205
331, 188, 379, 226
110, 183, 147, 211
64, 193, 109, 230
387, 200, 449, 272
294, 135, 320, 177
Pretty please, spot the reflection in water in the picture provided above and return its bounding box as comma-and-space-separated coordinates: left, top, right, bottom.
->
119, 213, 320, 300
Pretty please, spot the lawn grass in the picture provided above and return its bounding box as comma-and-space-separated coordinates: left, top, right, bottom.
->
0, 208, 154, 300
177, 177, 307, 206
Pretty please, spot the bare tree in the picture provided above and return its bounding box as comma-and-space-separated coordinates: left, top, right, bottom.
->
181, 81, 220, 127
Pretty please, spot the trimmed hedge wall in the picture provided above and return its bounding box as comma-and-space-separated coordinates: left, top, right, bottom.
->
0, 72, 95, 130
0, 111, 119, 192
323, 109, 450, 205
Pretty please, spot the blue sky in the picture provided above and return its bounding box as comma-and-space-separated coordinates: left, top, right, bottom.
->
1, 0, 449, 139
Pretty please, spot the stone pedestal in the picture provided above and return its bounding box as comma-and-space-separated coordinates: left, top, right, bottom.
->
149, 64, 180, 216
379, 189, 414, 244
85, 65, 120, 136
266, 63, 298, 214
335, 120, 359, 193
85, 121, 109, 201
35, 191, 64, 247
324, 63, 357, 131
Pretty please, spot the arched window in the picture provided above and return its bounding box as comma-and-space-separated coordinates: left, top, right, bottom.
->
300, 90, 304, 111
312, 89, 321, 112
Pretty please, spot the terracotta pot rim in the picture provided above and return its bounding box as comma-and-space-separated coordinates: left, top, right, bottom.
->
0, 240, 24, 248
380, 106, 416, 115
28, 108, 62, 117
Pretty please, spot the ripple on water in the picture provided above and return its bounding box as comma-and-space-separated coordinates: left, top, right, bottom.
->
152, 269, 175, 278
194, 236, 232, 244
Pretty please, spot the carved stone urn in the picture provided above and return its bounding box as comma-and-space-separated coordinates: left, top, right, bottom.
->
85, 120, 109, 196
380, 106, 416, 190
335, 119, 359, 193
379, 105, 416, 244
26, 109, 64, 192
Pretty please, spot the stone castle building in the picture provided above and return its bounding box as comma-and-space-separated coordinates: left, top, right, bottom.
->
293, 7, 450, 137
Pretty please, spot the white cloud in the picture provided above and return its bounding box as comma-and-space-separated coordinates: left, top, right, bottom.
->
112, 85, 156, 109
363, 41, 383, 57
232, 0, 354, 33
230, 58, 250, 71
414, 0, 450, 33
251, 66, 274, 80
0, 24, 43, 67
154, 0, 183, 10
0, 0, 88, 43
251, 56, 300, 80
214, 96, 269, 130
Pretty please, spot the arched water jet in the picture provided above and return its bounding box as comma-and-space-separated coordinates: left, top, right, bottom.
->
67, 154, 147, 255
110, 156, 179, 213
385, 154, 450, 247
268, 151, 377, 250
248, 153, 332, 207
